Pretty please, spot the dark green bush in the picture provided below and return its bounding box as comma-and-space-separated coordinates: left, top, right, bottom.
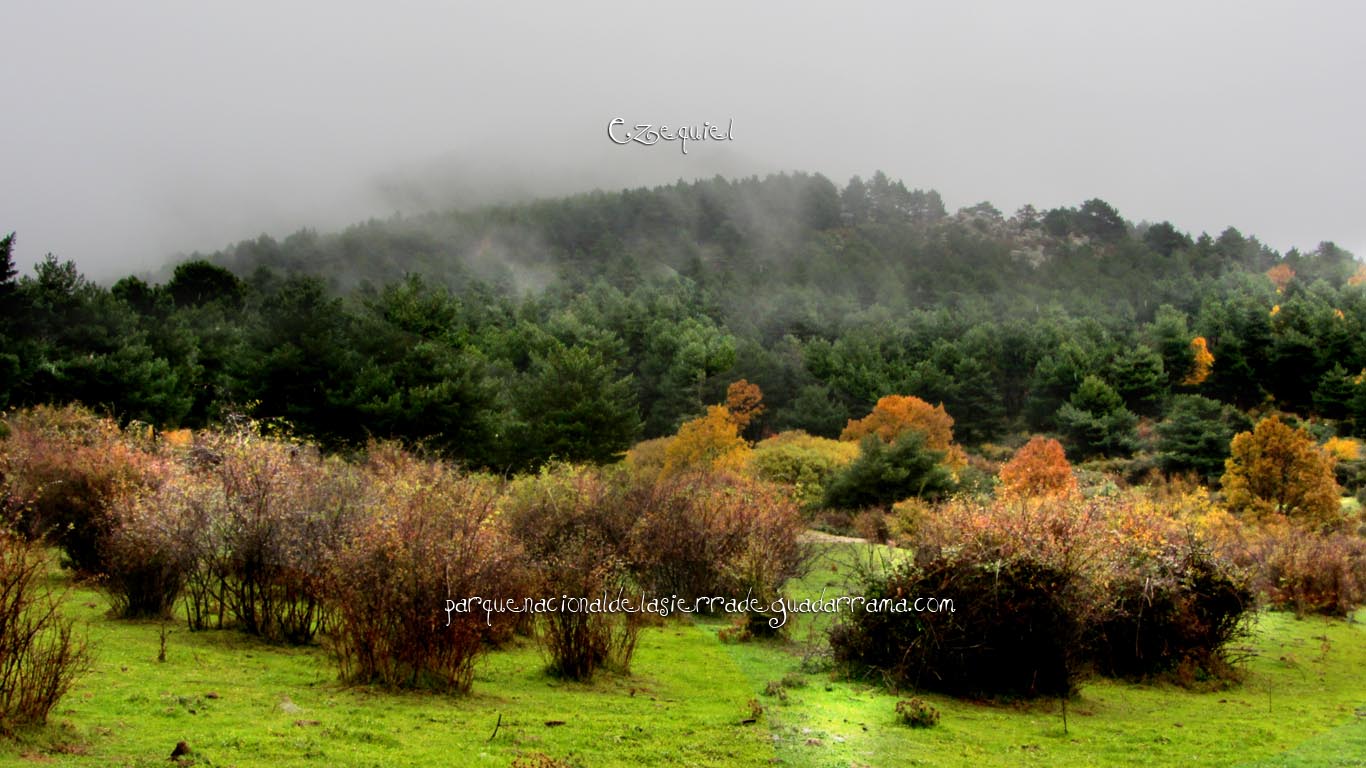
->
822, 433, 955, 510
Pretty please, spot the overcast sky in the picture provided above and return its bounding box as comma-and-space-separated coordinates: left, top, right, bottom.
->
3, 1, 1363, 280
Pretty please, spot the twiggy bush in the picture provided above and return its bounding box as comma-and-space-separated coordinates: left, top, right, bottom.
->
1092, 538, 1252, 679
101, 461, 195, 619
190, 430, 360, 643
0, 405, 162, 576
1202, 510, 1366, 617
627, 473, 808, 636
830, 496, 1253, 697
0, 528, 91, 733
326, 447, 528, 692
504, 465, 640, 680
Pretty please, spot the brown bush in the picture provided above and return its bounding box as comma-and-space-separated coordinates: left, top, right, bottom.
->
503, 465, 641, 680
1091, 536, 1253, 680
831, 496, 1253, 697
184, 430, 361, 643
101, 462, 195, 619
325, 448, 529, 692
1205, 513, 1366, 617
852, 510, 890, 544
626, 473, 808, 636
0, 528, 91, 733
0, 405, 163, 576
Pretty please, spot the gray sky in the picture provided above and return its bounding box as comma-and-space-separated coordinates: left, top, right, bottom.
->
3, 1, 1363, 280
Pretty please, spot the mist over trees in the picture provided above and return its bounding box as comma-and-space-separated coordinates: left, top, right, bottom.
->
3, 171, 1365, 471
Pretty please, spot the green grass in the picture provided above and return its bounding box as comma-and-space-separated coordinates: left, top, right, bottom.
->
3, 543, 1364, 768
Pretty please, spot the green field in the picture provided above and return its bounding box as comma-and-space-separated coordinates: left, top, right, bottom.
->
4, 542, 1364, 768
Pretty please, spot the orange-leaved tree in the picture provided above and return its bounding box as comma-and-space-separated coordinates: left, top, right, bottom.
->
1220, 415, 1341, 528
840, 394, 965, 467
997, 436, 1079, 501
841, 395, 953, 447
724, 379, 765, 433
1265, 263, 1295, 292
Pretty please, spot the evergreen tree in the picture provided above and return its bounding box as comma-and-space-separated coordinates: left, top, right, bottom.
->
1156, 395, 1248, 482
822, 432, 955, 509
1055, 376, 1138, 458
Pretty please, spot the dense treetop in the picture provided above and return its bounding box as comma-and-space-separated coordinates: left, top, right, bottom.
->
3, 172, 1364, 471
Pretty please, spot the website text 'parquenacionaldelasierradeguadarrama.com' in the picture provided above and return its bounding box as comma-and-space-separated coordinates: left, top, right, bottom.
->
446, 590, 954, 631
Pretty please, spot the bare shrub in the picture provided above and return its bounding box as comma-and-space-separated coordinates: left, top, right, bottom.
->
0, 528, 91, 733
0, 405, 162, 576
503, 465, 640, 680
325, 447, 528, 692
627, 473, 808, 636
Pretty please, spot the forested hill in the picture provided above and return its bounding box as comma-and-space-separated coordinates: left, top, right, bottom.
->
3, 171, 1365, 472
201, 171, 1356, 329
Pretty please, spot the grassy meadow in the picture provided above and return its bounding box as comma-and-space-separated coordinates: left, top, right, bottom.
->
4, 541, 1363, 768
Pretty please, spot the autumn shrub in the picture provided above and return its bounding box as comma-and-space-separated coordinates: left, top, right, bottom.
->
830, 496, 1254, 697
831, 544, 1086, 698
1259, 531, 1366, 616
810, 509, 855, 536
0, 405, 163, 576
887, 498, 932, 545
179, 430, 362, 644
661, 406, 752, 478
1203, 512, 1366, 617
996, 436, 1078, 501
623, 437, 671, 485
852, 509, 890, 544
100, 460, 197, 619
1091, 533, 1253, 679
749, 430, 858, 508
503, 465, 640, 679
831, 499, 1103, 698
0, 528, 91, 734
627, 473, 807, 635
326, 449, 528, 692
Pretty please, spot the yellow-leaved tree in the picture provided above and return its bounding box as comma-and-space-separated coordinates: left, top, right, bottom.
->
1181, 337, 1214, 386
661, 405, 752, 478
1220, 415, 1341, 528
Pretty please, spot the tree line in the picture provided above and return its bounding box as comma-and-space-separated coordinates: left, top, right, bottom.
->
2, 171, 1364, 473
